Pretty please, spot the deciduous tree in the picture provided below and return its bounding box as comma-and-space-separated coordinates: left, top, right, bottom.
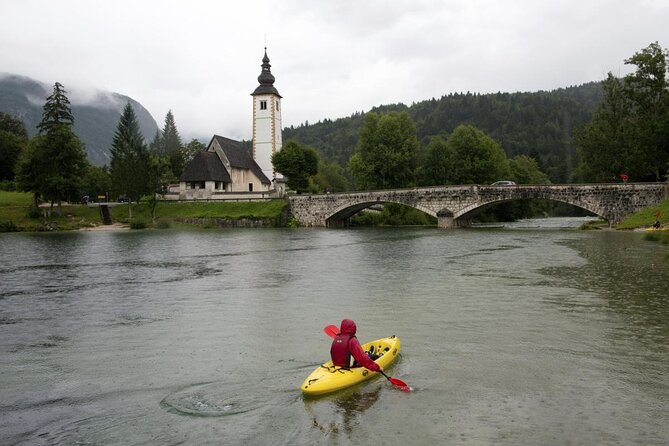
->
271, 140, 319, 193
183, 138, 206, 164
577, 42, 669, 181
417, 135, 454, 186
311, 160, 349, 192
146, 154, 172, 223
446, 124, 510, 184
348, 111, 418, 189
510, 155, 550, 184
80, 164, 111, 200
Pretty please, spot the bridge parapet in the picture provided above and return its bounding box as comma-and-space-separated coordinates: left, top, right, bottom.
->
288, 183, 668, 228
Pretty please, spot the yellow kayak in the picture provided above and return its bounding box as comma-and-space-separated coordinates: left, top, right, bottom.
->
301, 335, 400, 396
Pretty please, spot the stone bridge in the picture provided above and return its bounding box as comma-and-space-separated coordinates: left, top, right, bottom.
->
288, 183, 668, 228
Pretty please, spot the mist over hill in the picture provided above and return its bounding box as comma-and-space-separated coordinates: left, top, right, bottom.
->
0, 74, 158, 166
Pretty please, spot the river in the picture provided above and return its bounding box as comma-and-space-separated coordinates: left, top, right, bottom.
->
1, 218, 667, 445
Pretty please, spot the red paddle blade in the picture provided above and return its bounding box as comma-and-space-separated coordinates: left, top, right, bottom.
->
323, 325, 338, 338
389, 377, 411, 392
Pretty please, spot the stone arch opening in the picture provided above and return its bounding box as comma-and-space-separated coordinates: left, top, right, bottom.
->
455, 197, 603, 225
325, 200, 437, 227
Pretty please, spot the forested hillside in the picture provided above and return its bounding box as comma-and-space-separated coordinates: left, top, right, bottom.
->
283, 82, 603, 183
0, 74, 158, 166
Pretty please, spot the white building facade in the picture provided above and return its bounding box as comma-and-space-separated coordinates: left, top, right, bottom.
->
251, 49, 283, 184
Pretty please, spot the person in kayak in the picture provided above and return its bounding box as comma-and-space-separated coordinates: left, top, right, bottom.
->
330, 318, 383, 373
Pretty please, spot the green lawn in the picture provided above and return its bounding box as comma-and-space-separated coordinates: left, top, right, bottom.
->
0, 192, 289, 232
0, 190, 34, 206
150, 200, 288, 219
617, 197, 669, 229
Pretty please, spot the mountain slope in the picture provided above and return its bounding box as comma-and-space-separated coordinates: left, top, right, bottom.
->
283, 82, 604, 183
0, 74, 158, 166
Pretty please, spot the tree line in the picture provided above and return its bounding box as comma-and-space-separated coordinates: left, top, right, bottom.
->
0, 82, 204, 220
275, 42, 668, 197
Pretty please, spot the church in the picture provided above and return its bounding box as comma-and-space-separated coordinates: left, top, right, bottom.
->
178, 49, 285, 199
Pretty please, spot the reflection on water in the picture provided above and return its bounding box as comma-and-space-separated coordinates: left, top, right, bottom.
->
0, 223, 668, 445
475, 216, 598, 229
306, 386, 383, 437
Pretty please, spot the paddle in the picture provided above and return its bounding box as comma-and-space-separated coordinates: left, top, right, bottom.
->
379, 370, 411, 392
322, 325, 411, 392
323, 324, 339, 338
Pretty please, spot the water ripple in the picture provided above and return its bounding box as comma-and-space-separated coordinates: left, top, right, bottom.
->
160, 382, 265, 417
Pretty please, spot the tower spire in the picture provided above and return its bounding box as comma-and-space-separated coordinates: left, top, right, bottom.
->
252, 48, 281, 97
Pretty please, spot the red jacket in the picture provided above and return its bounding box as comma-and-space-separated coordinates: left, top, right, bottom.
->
330, 319, 381, 372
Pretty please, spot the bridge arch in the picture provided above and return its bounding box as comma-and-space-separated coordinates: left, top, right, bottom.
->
325, 200, 437, 227
287, 183, 668, 228
454, 196, 603, 225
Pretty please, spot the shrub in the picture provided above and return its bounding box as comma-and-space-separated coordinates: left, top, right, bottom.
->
26, 204, 41, 219
156, 220, 171, 229
285, 217, 300, 228
578, 219, 606, 230
0, 181, 16, 191
129, 220, 148, 230
0, 221, 18, 232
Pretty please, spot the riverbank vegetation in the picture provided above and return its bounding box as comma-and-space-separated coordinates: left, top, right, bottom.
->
617, 198, 669, 230
350, 203, 437, 226
0, 190, 288, 232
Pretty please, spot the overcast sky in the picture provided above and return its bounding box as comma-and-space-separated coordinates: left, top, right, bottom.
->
1, 0, 667, 141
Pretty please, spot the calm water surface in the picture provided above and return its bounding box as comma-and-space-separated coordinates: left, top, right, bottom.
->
1, 219, 668, 445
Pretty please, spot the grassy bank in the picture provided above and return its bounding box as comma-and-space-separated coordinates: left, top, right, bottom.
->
0, 191, 289, 232
617, 197, 669, 230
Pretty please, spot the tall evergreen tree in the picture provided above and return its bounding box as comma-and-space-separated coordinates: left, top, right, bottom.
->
16, 82, 88, 214
149, 129, 163, 153
161, 110, 182, 153
37, 82, 74, 134
0, 112, 29, 182
159, 110, 184, 179
110, 103, 150, 214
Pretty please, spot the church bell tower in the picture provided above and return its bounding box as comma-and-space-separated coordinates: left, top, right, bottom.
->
251, 48, 283, 184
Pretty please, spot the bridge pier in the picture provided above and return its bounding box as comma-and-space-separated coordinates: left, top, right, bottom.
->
437, 210, 455, 229
437, 216, 453, 229
437, 215, 471, 229
326, 218, 348, 228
